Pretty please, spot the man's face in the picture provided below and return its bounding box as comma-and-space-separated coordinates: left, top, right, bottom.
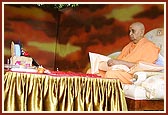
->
129, 25, 143, 44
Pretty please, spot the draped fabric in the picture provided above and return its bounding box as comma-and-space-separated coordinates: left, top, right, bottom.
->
3, 71, 128, 111
117, 38, 160, 63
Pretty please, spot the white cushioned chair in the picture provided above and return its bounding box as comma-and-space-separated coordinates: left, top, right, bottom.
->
109, 28, 165, 111
88, 28, 165, 110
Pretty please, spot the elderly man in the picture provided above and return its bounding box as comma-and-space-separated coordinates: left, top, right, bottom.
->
88, 22, 160, 84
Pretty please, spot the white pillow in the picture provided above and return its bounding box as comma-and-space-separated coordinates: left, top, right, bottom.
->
122, 84, 147, 100
144, 28, 164, 56
132, 71, 164, 86
155, 53, 164, 66
133, 72, 147, 86
88, 52, 110, 74
141, 74, 165, 99
128, 61, 164, 74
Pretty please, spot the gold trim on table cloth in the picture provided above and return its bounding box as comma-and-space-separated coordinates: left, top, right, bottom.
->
3, 71, 128, 111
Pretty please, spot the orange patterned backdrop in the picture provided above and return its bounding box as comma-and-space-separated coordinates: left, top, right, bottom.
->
4, 3, 164, 73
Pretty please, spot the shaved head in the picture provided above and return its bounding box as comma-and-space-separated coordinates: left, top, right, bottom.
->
130, 22, 145, 32
129, 22, 145, 44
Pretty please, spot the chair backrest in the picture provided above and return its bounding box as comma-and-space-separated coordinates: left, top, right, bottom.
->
144, 28, 164, 57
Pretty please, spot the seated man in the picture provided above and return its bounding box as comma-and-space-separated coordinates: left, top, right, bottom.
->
87, 22, 160, 84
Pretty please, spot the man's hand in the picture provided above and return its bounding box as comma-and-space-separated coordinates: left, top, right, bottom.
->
107, 59, 136, 68
107, 59, 117, 66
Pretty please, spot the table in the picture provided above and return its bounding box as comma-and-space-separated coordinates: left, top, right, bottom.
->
3, 71, 128, 111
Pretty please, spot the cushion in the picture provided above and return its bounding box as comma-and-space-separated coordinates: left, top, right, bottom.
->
155, 53, 164, 66
108, 51, 121, 59
144, 28, 164, 56
123, 71, 164, 100
128, 61, 164, 74
141, 74, 165, 99
88, 52, 110, 74
132, 71, 163, 85
132, 72, 147, 85
122, 84, 147, 100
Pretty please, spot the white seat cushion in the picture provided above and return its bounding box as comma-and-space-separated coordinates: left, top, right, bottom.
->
122, 84, 147, 100
141, 74, 165, 99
